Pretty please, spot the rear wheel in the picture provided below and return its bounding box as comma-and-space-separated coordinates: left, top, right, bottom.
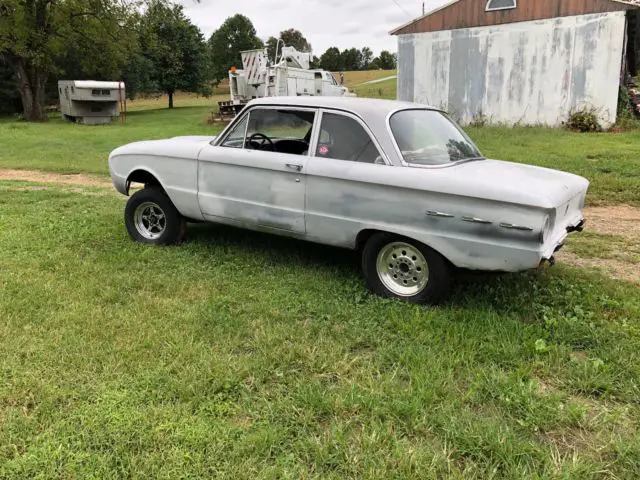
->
362, 233, 451, 304
124, 187, 186, 245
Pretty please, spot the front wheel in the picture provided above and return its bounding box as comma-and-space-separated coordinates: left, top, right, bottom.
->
124, 187, 186, 245
362, 233, 451, 304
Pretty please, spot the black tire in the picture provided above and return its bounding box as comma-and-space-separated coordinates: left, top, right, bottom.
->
362, 233, 451, 305
124, 187, 186, 245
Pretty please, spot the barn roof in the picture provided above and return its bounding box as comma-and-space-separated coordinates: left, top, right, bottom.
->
391, 0, 639, 36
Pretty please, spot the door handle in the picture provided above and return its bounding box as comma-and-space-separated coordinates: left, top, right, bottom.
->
286, 163, 303, 172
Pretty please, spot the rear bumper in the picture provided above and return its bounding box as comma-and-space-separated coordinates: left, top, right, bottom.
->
566, 218, 586, 234
540, 217, 586, 266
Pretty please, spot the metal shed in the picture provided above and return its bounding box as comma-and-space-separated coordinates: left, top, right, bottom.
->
391, 0, 640, 127
58, 80, 125, 125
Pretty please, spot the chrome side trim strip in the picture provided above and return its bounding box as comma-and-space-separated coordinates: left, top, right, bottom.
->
462, 216, 492, 224
426, 210, 454, 218
499, 223, 534, 231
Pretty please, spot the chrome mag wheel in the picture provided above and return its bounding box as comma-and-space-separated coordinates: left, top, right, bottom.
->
376, 242, 429, 297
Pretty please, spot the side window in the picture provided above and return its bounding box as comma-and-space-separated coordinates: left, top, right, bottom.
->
246, 109, 315, 141
316, 113, 383, 164
244, 109, 315, 155
220, 115, 249, 149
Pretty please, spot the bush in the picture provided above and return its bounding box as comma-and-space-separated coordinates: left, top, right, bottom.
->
468, 111, 489, 127
565, 107, 602, 133
615, 86, 640, 130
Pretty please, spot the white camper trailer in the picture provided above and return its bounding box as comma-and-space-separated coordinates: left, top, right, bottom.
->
58, 80, 125, 125
218, 45, 352, 117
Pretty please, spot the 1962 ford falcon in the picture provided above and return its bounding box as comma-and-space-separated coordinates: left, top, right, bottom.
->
108, 96, 588, 304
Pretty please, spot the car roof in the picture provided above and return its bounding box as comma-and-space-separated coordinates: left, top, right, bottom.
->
246, 96, 439, 117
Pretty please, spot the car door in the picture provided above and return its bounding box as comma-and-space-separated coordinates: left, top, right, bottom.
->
305, 109, 392, 246
197, 106, 317, 234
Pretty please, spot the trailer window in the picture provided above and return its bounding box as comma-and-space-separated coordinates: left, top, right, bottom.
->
316, 113, 383, 164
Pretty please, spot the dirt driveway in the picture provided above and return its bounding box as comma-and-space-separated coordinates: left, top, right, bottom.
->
1, 169, 638, 284
0, 169, 112, 188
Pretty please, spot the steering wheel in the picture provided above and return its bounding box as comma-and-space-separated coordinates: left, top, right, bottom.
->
248, 133, 275, 152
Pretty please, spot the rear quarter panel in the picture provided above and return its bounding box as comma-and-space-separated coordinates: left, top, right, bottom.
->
305, 159, 550, 272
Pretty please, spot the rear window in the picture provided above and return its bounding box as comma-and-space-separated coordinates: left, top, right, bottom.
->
390, 110, 484, 166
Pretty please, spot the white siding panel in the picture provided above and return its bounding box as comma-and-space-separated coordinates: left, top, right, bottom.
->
397, 12, 626, 127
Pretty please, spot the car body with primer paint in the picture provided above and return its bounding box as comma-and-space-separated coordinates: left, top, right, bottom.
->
108, 96, 588, 304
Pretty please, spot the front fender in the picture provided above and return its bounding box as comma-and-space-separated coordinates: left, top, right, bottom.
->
108, 150, 204, 221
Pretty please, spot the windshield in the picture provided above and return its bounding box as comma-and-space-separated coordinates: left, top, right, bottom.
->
390, 110, 484, 166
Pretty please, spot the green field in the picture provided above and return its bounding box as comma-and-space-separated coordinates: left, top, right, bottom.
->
2, 101, 639, 207
1, 86, 640, 478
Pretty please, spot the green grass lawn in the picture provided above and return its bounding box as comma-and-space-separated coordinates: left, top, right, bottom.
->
350, 78, 397, 100
1, 183, 639, 478
1, 103, 639, 206
2, 94, 640, 477
0, 107, 220, 175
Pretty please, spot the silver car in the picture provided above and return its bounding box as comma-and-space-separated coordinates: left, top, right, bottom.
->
108, 97, 588, 304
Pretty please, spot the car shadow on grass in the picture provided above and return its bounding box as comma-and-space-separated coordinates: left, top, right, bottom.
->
184, 222, 553, 312
186, 222, 360, 272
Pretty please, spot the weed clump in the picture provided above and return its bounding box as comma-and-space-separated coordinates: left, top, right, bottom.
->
565, 107, 602, 133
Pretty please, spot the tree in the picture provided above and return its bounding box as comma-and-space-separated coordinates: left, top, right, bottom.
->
0, 57, 21, 116
319, 47, 343, 72
279, 29, 312, 53
377, 50, 397, 70
0, 0, 135, 121
341, 48, 362, 71
266, 29, 312, 65
209, 15, 263, 84
266, 36, 279, 63
137, 1, 211, 108
361, 47, 374, 70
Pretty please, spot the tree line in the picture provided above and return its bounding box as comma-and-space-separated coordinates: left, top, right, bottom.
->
0, 1, 397, 122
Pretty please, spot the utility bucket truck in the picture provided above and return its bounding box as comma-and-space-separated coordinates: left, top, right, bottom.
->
218, 43, 353, 118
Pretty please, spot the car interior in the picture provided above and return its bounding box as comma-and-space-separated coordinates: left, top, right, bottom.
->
246, 128, 313, 156
224, 108, 382, 163
245, 110, 315, 156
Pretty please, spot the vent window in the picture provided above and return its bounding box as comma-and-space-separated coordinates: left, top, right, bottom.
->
486, 0, 516, 11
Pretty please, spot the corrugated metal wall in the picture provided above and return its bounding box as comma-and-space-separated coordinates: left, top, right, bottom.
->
397, 12, 626, 127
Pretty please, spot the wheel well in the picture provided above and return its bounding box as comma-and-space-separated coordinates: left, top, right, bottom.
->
355, 228, 455, 267
355, 229, 386, 251
126, 170, 163, 195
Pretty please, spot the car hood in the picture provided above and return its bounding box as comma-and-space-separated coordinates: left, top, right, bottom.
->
170, 135, 218, 142
438, 159, 590, 209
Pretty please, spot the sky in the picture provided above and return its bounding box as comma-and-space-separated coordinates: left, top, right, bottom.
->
178, 0, 449, 56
